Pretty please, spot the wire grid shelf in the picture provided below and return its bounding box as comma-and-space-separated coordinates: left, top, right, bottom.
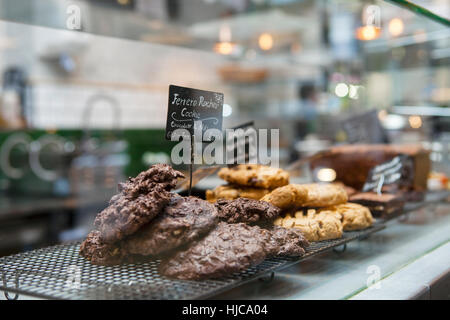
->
0, 223, 385, 300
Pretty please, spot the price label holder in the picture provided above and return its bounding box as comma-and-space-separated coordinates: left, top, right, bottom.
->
174, 121, 257, 192
226, 121, 256, 167
165, 85, 223, 195
342, 109, 389, 143
362, 155, 414, 194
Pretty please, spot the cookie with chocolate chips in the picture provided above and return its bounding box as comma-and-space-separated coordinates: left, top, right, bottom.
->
217, 164, 289, 189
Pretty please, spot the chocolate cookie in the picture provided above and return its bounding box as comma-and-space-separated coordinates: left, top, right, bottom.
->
119, 163, 185, 197
217, 164, 289, 189
160, 222, 309, 280
214, 198, 281, 224
93, 164, 184, 243
124, 196, 218, 256
159, 222, 268, 280
265, 226, 309, 257
93, 187, 172, 243
79, 231, 127, 266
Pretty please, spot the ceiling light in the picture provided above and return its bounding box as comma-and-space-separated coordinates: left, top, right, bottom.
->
349, 85, 359, 99
409, 115, 422, 129
258, 33, 274, 51
356, 25, 381, 41
316, 168, 337, 182
223, 104, 232, 117
388, 18, 404, 37
213, 42, 235, 55
335, 83, 349, 97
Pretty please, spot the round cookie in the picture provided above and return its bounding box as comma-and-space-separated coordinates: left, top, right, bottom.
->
124, 196, 218, 256
214, 198, 281, 224
79, 230, 126, 266
274, 210, 343, 242
159, 222, 268, 280
206, 184, 269, 202
93, 164, 184, 243
159, 222, 309, 280
217, 164, 289, 189
93, 187, 172, 243
301, 183, 348, 207
320, 203, 374, 231
260, 184, 308, 210
266, 226, 309, 257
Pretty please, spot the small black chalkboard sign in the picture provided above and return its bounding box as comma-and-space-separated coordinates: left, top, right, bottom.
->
362, 155, 413, 193
226, 121, 257, 167
342, 109, 389, 144
165, 85, 224, 141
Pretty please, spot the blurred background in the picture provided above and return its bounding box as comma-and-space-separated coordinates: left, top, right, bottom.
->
0, 0, 448, 256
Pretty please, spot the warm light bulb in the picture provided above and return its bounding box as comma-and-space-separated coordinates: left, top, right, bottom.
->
356, 25, 380, 41
409, 115, 422, 129
258, 33, 274, 51
378, 110, 388, 121
335, 83, 349, 97
214, 42, 234, 55
317, 168, 337, 182
388, 18, 404, 37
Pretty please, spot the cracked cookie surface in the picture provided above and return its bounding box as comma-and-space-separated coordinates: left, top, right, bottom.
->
319, 203, 374, 231
124, 196, 218, 256
214, 198, 281, 224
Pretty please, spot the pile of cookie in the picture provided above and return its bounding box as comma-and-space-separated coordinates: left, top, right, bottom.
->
265, 183, 374, 242
79, 164, 309, 280
206, 164, 374, 242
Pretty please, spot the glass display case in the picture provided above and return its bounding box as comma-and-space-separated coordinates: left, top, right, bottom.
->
0, 0, 448, 300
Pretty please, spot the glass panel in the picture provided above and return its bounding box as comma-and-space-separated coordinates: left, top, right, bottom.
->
0, 0, 449, 169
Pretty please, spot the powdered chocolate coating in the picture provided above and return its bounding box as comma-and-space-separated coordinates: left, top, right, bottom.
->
124, 196, 218, 256
214, 198, 281, 224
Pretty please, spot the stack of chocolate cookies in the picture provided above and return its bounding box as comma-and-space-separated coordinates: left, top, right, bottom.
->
80, 164, 309, 280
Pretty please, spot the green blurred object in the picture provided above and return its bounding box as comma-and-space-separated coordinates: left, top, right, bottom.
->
121, 129, 176, 177
0, 129, 175, 196
388, 0, 450, 26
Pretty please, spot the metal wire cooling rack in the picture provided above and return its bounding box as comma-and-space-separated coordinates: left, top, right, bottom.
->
0, 223, 385, 300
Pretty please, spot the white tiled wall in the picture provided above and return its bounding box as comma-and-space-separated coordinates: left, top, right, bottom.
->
0, 19, 227, 129
32, 84, 168, 129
